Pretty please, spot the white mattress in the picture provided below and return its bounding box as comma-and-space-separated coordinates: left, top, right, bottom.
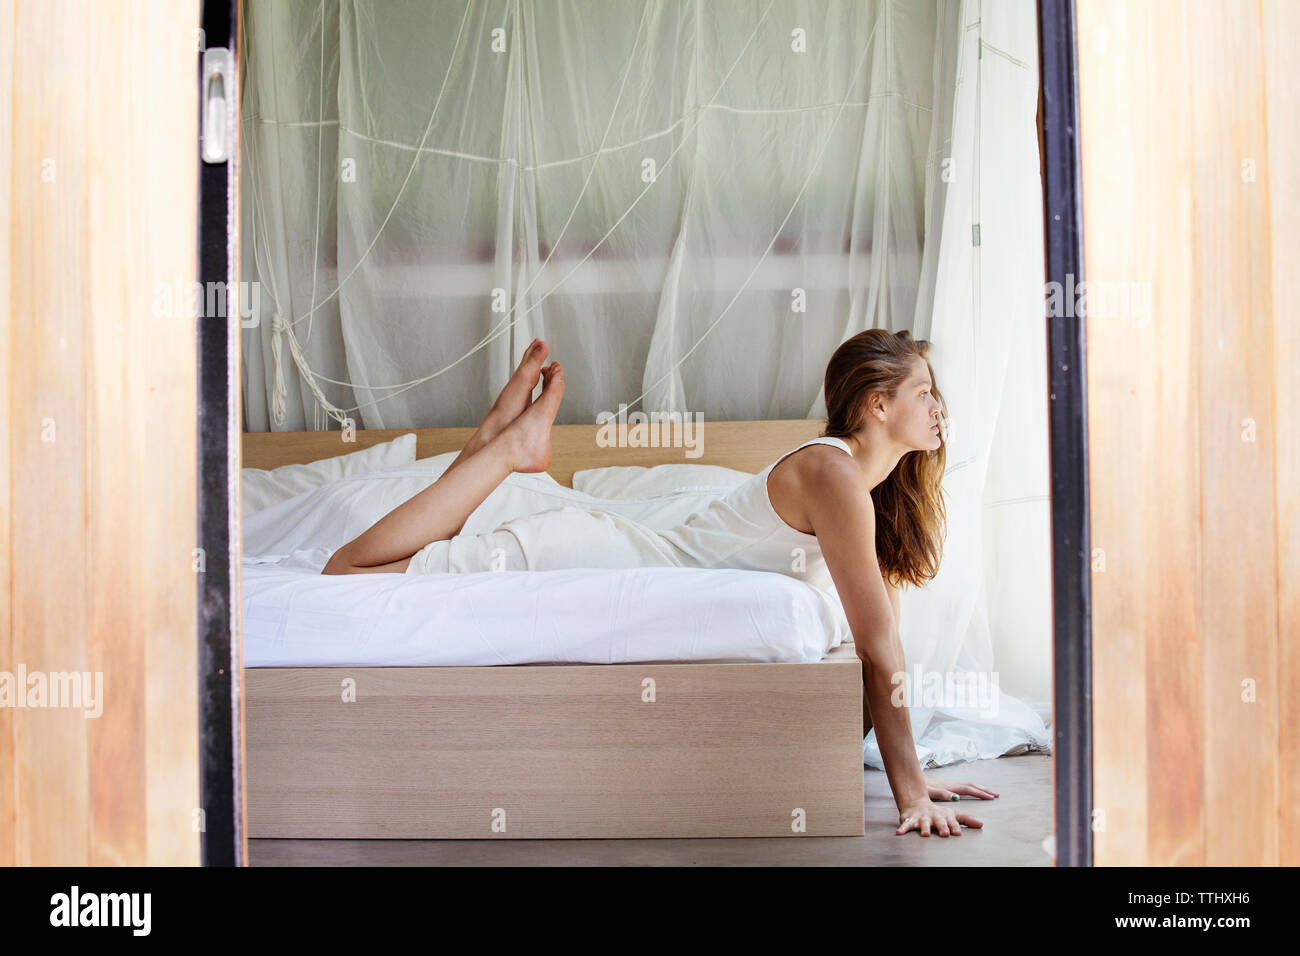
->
242, 560, 849, 667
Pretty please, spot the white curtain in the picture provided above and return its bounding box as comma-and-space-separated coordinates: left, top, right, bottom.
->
239, 0, 1052, 768
875, 0, 1053, 768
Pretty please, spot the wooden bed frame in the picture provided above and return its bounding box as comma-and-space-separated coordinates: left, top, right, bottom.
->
241, 420, 865, 839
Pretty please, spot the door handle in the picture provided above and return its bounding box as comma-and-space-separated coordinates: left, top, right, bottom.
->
201, 47, 234, 164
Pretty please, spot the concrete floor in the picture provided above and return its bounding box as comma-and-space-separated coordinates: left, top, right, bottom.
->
250, 753, 1053, 866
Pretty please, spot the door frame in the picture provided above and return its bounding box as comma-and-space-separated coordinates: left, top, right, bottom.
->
1037, 0, 1092, 868
196, 0, 1093, 865
197, 0, 243, 867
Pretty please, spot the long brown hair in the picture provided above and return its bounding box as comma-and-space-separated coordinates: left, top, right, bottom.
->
821, 329, 947, 589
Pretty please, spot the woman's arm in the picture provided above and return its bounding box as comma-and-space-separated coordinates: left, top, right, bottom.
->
858, 579, 900, 736
802, 457, 926, 807
803, 455, 981, 836
881, 572, 1001, 807
884, 577, 901, 634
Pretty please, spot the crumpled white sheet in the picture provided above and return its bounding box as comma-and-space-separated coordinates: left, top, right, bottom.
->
242, 458, 748, 560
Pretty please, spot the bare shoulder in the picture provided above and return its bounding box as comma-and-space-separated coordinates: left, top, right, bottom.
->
804, 450, 873, 520
771, 442, 858, 483
768, 444, 869, 535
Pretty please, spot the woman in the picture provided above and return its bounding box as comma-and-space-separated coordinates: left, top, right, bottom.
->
323, 330, 999, 836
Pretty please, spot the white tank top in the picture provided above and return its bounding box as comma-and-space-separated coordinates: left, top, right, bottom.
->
657, 436, 854, 592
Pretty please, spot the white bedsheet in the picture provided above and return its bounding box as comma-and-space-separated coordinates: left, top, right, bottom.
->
242, 561, 849, 667
239, 456, 852, 666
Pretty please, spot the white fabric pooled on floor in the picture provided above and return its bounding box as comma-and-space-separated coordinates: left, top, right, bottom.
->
863, 692, 1051, 771
242, 562, 848, 667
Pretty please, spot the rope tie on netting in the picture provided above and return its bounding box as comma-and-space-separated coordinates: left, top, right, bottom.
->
270, 310, 348, 429
269, 312, 288, 427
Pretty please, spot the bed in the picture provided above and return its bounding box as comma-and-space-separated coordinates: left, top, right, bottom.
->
241, 420, 865, 839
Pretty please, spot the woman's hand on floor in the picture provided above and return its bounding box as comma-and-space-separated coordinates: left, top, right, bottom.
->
926, 777, 1000, 802
896, 798, 984, 837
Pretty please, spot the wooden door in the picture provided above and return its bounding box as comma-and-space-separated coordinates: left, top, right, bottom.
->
1, 0, 203, 866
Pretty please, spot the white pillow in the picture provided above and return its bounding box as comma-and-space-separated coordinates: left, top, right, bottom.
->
572, 463, 753, 499
241, 432, 417, 517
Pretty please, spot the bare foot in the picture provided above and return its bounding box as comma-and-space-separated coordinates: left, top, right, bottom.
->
499, 361, 564, 473
475, 340, 546, 444
455, 338, 549, 464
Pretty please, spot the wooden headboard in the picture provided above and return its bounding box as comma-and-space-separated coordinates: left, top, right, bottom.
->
241, 419, 827, 487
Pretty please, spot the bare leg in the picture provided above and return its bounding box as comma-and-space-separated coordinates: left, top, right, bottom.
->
443, 338, 549, 475
322, 337, 549, 575
322, 361, 564, 574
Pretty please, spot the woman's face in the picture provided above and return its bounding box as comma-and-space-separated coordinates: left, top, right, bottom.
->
887, 358, 944, 451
